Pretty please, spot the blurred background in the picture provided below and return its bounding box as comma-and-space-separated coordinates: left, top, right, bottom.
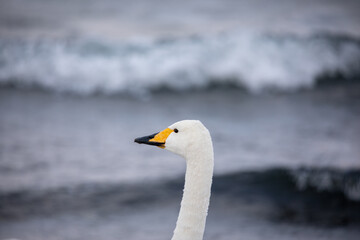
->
0, 0, 360, 239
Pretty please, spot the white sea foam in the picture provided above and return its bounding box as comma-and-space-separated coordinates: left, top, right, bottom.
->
0, 32, 359, 95
292, 169, 360, 201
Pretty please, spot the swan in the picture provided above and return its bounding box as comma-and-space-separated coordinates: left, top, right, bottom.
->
134, 120, 214, 240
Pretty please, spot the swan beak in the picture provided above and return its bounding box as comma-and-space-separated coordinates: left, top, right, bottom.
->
134, 128, 173, 149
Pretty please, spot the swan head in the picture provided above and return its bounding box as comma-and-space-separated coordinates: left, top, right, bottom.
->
134, 120, 212, 158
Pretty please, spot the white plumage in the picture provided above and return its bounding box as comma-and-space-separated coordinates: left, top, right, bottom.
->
135, 120, 214, 240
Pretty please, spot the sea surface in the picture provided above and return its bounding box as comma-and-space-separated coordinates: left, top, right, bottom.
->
1, 86, 360, 240
1, 0, 360, 239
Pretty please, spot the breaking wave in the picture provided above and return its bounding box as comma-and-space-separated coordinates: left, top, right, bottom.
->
0, 32, 360, 95
1, 168, 359, 225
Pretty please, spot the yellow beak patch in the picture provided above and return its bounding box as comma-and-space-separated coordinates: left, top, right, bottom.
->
149, 128, 173, 148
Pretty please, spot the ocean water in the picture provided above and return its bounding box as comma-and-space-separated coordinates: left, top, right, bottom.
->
1, 86, 360, 240
1, 0, 360, 239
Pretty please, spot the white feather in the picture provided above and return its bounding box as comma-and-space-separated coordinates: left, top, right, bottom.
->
165, 120, 214, 240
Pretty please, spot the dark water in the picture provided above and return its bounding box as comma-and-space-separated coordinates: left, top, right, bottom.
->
1, 168, 360, 224
1, 85, 360, 239
1, 167, 360, 240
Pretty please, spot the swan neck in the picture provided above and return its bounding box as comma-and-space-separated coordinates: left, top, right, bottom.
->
171, 147, 214, 240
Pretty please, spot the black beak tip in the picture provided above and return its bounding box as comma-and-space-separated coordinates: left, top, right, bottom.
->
134, 132, 158, 145
134, 132, 165, 147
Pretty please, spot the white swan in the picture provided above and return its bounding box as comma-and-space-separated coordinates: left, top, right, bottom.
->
135, 120, 214, 240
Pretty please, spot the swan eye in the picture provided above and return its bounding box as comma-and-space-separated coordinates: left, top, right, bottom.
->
174, 128, 179, 133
